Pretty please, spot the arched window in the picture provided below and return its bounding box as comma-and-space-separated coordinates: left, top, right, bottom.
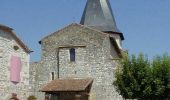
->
69, 48, 75, 62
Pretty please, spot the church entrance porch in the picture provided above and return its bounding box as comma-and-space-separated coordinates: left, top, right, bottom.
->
41, 78, 93, 100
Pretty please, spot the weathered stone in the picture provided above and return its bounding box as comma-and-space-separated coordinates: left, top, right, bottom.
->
30, 24, 123, 100
0, 29, 30, 100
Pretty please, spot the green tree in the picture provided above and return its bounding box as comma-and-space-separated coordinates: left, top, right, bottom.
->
151, 54, 170, 99
114, 54, 170, 99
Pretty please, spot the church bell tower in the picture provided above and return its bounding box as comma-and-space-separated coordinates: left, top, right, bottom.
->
80, 0, 124, 48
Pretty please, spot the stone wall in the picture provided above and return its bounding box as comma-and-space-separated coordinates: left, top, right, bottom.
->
29, 62, 45, 100
0, 29, 30, 100
31, 24, 123, 100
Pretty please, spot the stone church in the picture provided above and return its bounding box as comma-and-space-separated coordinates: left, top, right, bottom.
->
0, 0, 125, 100
31, 0, 125, 99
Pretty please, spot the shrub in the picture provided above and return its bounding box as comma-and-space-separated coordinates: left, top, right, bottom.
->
27, 95, 37, 100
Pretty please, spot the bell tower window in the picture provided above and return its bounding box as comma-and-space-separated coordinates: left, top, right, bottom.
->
69, 48, 75, 62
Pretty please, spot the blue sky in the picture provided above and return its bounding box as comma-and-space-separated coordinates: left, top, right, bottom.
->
0, 0, 170, 61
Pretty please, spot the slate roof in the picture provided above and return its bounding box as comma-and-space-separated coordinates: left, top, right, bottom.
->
80, 0, 124, 40
0, 24, 32, 53
41, 78, 93, 92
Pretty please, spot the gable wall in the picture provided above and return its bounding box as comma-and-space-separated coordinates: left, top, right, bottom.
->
0, 29, 30, 100
32, 24, 122, 100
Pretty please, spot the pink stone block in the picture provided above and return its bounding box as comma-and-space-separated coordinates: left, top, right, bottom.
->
10, 56, 22, 84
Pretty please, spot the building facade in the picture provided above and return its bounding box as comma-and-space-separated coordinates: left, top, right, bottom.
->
31, 0, 125, 100
36, 23, 123, 100
0, 24, 32, 100
0, 0, 125, 100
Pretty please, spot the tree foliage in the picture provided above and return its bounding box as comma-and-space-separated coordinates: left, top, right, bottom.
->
114, 54, 170, 99
27, 95, 37, 100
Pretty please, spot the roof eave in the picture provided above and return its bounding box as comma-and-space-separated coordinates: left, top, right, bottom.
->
0, 24, 33, 54
11, 31, 33, 54
0, 24, 13, 30
105, 31, 124, 40
110, 37, 123, 58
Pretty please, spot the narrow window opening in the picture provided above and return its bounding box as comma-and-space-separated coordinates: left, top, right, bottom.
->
69, 48, 75, 62
0, 49, 3, 58
51, 72, 55, 80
